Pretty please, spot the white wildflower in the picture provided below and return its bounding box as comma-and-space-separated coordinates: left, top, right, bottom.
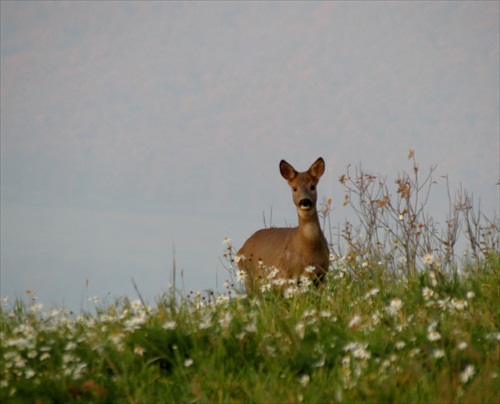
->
486, 333, 500, 341
344, 342, 371, 360
437, 297, 450, 311
395, 341, 406, 350
273, 277, 287, 287
433, 349, 445, 359
299, 374, 310, 387
427, 322, 441, 342
163, 321, 177, 330
40, 352, 51, 361
65, 341, 77, 351
218, 312, 233, 329
245, 322, 257, 333
267, 267, 280, 279
429, 271, 438, 287
216, 295, 230, 305
299, 276, 312, 290
385, 298, 403, 317
13, 354, 26, 369
423, 253, 435, 266
222, 237, 232, 245
427, 330, 442, 342
260, 283, 272, 293
312, 358, 325, 368
4, 350, 16, 363
363, 288, 380, 300
29, 303, 43, 313
62, 353, 76, 365
6, 337, 31, 349
184, 358, 194, 367
422, 287, 435, 301
130, 299, 144, 312
284, 286, 298, 299
450, 298, 468, 312
459, 364, 475, 384
236, 270, 247, 283
134, 346, 146, 356
198, 315, 212, 330
72, 363, 87, 380
457, 341, 468, 350
348, 315, 362, 329
124, 313, 147, 332
295, 322, 305, 340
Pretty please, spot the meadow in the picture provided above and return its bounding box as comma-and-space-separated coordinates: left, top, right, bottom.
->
1, 153, 499, 403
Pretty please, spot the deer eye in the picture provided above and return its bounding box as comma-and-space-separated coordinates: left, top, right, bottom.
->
311, 185, 316, 191
292, 187, 298, 192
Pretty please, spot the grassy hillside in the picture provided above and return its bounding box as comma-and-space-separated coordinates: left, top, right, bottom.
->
2, 155, 498, 402
1, 254, 498, 403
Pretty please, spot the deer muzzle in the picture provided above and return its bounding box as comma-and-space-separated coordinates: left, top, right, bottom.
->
298, 199, 313, 210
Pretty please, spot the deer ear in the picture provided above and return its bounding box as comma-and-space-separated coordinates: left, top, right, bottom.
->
309, 157, 325, 179
280, 160, 297, 181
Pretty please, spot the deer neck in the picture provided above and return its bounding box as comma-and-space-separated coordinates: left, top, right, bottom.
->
297, 208, 323, 241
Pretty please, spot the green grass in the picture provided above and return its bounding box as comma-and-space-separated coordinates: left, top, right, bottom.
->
1, 255, 498, 403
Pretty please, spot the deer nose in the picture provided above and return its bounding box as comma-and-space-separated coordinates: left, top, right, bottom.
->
299, 199, 313, 210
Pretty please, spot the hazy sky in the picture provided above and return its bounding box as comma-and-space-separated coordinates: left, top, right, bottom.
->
1, 1, 498, 312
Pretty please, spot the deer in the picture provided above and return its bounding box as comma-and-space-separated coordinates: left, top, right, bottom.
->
236, 157, 330, 292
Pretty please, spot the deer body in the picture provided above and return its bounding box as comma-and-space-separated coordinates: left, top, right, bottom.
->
237, 158, 330, 292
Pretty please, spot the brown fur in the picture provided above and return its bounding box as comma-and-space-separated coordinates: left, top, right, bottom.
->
237, 157, 330, 292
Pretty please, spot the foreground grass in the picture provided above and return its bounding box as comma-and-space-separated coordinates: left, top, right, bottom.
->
1, 257, 499, 403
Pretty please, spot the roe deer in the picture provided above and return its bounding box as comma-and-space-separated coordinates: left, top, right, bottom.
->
237, 157, 330, 292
